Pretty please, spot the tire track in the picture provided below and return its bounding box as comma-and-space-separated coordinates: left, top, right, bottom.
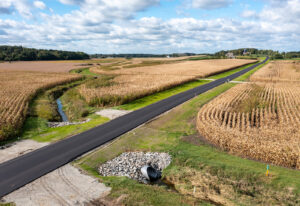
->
57, 166, 90, 202
38, 176, 71, 206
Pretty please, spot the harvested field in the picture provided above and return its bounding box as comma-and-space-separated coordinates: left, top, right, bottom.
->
0, 61, 89, 73
197, 61, 300, 169
81, 59, 256, 106
91, 59, 257, 77
0, 56, 194, 73
0, 70, 81, 141
250, 60, 300, 82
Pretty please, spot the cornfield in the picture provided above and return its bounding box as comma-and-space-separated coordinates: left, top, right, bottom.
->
250, 60, 300, 82
91, 59, 257, 77
81, 59, 256, 106
197, 61, 300, 169
0, 70, 81, 140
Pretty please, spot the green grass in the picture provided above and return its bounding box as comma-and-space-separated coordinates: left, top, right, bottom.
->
70, 67, 99, 76
21, 114, 109, 142
77, 82, 300, 205
115, 80, 209, 110
0, 203, 15, 206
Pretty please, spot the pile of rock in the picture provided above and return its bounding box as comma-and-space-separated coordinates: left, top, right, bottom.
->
98, 152, 172, 183
48, 118, 91, 128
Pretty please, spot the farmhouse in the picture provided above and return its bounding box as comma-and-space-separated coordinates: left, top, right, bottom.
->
225, 52, 235, 59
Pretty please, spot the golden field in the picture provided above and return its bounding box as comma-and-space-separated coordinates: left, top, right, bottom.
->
197, 60, 300, 169
0, 56, 193, 73
91, 59, 257, 77
0, 70, 81, 140
81, 59, 256, 106
250, 60, 300, 82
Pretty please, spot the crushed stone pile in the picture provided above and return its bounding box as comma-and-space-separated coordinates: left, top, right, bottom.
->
98, 152, 172, 183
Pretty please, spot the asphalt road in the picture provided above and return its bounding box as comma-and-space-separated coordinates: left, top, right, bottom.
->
0, 57, 268, 198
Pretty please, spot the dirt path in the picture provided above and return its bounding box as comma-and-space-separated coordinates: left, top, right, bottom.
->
3, 164, 110, 206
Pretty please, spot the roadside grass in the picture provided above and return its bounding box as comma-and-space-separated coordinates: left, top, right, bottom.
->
116, 80, 209, 111
21, 114, 109, 143
76, 82, 300, 205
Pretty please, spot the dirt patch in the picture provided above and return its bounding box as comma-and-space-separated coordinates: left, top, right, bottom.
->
0, 140, 49, 164
96, 109, 131, 120
0, 61, 87, 73
181, 135, 205, 146
3, 164, 111, 206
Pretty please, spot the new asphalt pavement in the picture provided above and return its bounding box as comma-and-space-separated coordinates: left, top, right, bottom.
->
0, 57, 268, 198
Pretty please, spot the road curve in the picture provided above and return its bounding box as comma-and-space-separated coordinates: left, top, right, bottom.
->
0, 57, 268, 198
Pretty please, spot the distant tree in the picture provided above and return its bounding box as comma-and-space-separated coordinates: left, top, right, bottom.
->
0, 46, 90, 61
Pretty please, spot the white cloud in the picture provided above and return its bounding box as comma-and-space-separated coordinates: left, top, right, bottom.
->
241, 10, 258, 18
0, 0, 32, 18
189, 0, 233, 9
58, 0, 82, 5
1, 0, 300, 53
34, 1, 46, 10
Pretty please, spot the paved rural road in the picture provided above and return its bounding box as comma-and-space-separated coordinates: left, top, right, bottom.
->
0, 57, 268, 198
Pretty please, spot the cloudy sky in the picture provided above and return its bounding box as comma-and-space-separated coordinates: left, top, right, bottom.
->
0, 0, 299, 54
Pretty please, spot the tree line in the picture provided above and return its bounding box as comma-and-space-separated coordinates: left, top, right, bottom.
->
0, 46, 90, 61
214, 48, 300, 60
90, 53, 197, 59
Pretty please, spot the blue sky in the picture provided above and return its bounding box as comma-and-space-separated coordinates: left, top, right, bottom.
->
0, 0, 299, 54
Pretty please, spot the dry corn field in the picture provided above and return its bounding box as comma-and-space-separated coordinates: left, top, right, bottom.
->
197, 61, 300, 169
91, 59, 257, 77
0, 70, 81, 140
81, 59, 256, 106
250, 60, 300, 82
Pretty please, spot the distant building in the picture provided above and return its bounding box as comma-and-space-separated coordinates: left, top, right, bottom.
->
243, 49, 251, 56
225, 52, 235, 59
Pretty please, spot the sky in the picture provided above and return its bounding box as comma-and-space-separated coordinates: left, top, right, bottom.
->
0, 0, 299, 54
